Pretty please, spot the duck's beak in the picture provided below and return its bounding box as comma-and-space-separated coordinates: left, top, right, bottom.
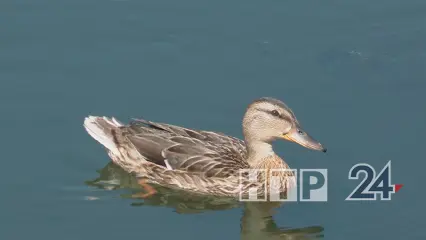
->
282, 127, 327, 152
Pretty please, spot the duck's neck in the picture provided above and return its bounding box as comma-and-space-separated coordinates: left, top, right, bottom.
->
245, 140, 275, 166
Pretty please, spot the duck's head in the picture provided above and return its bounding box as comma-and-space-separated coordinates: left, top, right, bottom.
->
242, 97, 326, 153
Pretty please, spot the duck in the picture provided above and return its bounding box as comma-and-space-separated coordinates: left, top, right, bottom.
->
83, 97, 326, 198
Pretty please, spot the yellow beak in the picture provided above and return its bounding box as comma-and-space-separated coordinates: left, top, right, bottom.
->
282, 128, 327, 152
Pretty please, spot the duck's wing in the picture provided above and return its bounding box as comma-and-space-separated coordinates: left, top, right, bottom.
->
123, 118, 249, 178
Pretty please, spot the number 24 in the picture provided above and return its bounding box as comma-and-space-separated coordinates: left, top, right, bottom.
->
346, 161, 395, 201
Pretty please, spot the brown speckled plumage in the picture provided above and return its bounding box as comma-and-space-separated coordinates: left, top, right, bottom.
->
84, 97, 325, 198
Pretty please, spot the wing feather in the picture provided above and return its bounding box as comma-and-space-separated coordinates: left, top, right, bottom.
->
122, 118, 249, 178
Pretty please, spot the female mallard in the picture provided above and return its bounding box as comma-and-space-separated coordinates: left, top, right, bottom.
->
84, 97, 326, 198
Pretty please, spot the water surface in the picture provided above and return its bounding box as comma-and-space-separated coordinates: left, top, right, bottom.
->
1, 0, 424, 239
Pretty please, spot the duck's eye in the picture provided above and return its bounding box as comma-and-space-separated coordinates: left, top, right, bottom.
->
271, 110, 280, 117
297, 129, 304, 135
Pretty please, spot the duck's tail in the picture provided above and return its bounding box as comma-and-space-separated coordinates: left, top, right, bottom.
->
83, 116, 125, 155
83, 116, 145, 173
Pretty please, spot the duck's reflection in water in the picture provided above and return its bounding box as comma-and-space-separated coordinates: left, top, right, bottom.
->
86, 162, 324, 239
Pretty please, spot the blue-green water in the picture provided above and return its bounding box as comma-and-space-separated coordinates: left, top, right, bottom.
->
1, 0, 424, 239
